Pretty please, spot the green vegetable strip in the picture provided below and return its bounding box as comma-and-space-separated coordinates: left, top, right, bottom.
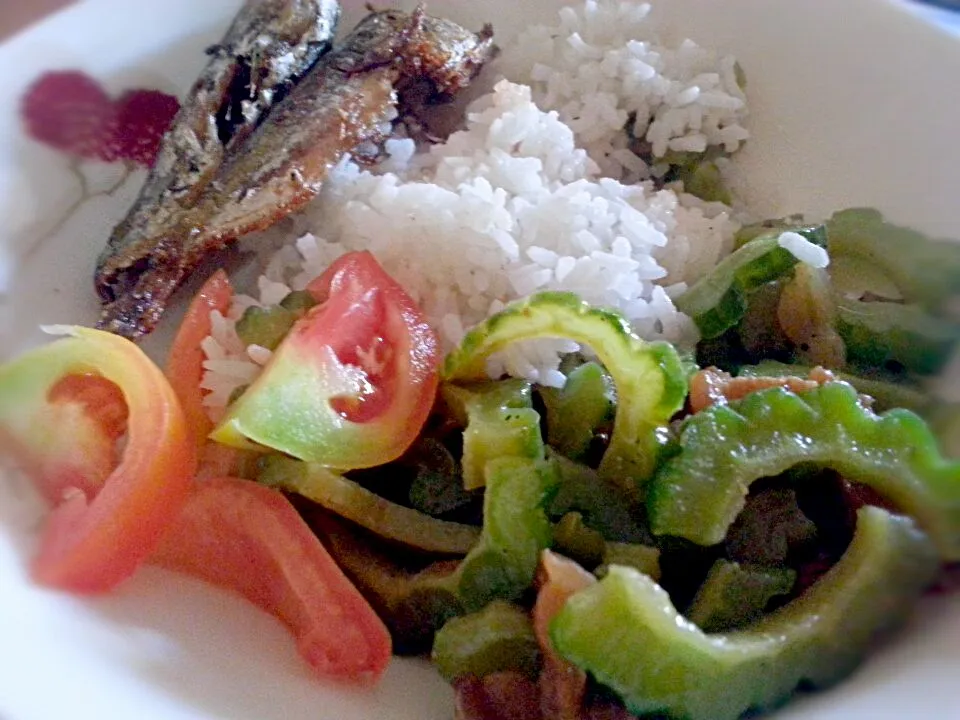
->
660, 148, 733, 204
737, 360, 932, 414
827, 255, 902, 302
278, 290, 318, 315
443, 291, 688, 495
547, 453, 650, 544
676, 348, 701, 383
597, 542, 661, 581
647, 382, 960, 560
258, 456, 480, 555
677, 160, 731, 205
825, 207, 960, 312
674, 228, 826, 340
552, 512, 606, 568
431, 601, 541, 682
446, 457, 560, 612
235, 305, 298, 350
235, 291, 320, 350
550, 507, 938, 720
443, 380, 543, 490
443, 378, 533, 425
724, 488, 816, 566
540, 361, 615, 461
685, 560, 796, 633
270, 454, 559, 615
931, 404, 960, 460
835, 297, 959, 375
407, 438, 472, 517
311, 511, 463, 655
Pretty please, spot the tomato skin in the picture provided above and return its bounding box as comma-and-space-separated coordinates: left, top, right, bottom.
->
212, 251, 440, 469
164, 269, 251, 478
0, 327, 196, 593
165, 269, 233, 449
152, 477, 393, 682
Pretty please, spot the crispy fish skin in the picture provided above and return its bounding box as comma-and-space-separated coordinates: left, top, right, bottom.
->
195, 9, 497, 248
95, 0, 342, 306
96, 7, 497, 340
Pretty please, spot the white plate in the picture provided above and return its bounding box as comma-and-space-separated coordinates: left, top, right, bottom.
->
1, 1, 959, 718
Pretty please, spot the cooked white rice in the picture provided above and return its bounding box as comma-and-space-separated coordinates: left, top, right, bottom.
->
778, 231, 830, 269
498, 0, 749, 183
201, 0, 747, 418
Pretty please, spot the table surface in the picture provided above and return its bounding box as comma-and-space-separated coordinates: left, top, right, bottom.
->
0, 0, 73, 41
910, 0, 960, 29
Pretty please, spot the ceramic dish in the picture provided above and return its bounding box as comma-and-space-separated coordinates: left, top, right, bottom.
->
1, 1, 958, 718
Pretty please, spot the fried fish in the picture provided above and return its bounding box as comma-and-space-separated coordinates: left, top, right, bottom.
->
95, 5, 496, 340
95, 0, 343, 335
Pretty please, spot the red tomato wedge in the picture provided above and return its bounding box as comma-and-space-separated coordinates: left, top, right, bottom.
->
164, 270, 249, 478
152, 477, 393, 682
211, 251, 440, 469
0, 327, 196, 593
306, 251, 433, 425
165, 269, 233, 449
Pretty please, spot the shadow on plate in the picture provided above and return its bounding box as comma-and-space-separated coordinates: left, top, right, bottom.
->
0, 472, 452, 720
86, 565, 452, 720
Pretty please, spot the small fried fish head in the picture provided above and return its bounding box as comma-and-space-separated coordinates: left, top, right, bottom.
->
398, 9, 497, 96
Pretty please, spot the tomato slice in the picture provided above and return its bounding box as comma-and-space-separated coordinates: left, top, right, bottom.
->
151, 477, 393, 682
165, 269, 233, 449
163, 269, 251, 478
24, 372, 129, 502
211, 251, 440, 469
0, 327, 196, 593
